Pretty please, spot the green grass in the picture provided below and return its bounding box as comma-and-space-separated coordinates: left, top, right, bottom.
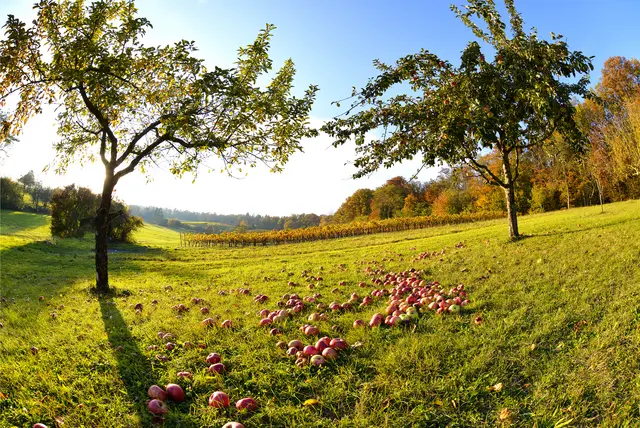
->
1, 202, 639, 427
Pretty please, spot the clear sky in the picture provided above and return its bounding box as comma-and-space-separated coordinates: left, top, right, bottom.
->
1, 0, 638, 216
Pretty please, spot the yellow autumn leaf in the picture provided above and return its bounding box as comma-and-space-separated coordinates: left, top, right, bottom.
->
303, 398, 320, 406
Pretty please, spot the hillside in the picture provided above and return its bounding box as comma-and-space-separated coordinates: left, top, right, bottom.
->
1, 201, 639, 427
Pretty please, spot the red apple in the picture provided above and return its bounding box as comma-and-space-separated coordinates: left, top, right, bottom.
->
322, 347, 338, 360
353, 319, 365, 328
369, 313, 383, 327
259, 318, 272, 326
315, 340, 328, 353
201, 318, 216, 327
148, 399, 168, 415
329, 338, 348, 350
177, 371, 192, 378
208, 363, 225, 374
166, 383, 185, 402
288, 340, 303, 350
310, 355, 326, 366
236, 397, 258, 411
304, 325, 319, 336
206, 353, 221, 364
208, 391, 230, 408
148, 385, 168, 401
222, 423, 245, 428
221, 319, 232, 328
33, 424, 49, 428
303, 345, 319, 356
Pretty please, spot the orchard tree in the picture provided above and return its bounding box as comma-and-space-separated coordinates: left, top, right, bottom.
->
0, 0, 317, 292
322, 0, 592, 238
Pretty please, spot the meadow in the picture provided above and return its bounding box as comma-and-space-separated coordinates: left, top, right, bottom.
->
1, 201, 639, 427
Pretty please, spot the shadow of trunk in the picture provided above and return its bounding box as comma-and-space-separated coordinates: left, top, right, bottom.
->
99, 297, 159, 425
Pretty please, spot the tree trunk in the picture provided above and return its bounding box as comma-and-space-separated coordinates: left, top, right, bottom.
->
34, 189, 39, 213
563, 164, 570, 210
95, 171, 116, 293
595, 177, 604, 213
501, 150, 520, 239
503, 184, 519, 239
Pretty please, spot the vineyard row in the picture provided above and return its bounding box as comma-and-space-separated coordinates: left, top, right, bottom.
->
180, 211, 505, 248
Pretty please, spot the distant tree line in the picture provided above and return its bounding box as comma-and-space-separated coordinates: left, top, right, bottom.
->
1, 170, 54, 213
129, 205, 329, 232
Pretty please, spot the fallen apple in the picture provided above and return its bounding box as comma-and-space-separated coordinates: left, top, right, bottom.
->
288, 340, 303, 350
322, 347, 338, 360
222, 423, 244, 428
206, 353, 221, 364
166, 383, 185, 402
303, 345, 319, 356
236, 397, 258, 411
208, 363, 226, 374
208, 391, 230, 408
148, 399, 168, 415
148, 385, 168, 401
310, 355, 326, 366
304, 325, 319, 336
329, 338, 348, 350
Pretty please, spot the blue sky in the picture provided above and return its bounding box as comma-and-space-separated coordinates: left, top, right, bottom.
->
1, 0, 639, 215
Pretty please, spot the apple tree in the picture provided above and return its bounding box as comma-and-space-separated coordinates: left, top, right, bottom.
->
322, 0, 592, 238
0, 0, 317, 292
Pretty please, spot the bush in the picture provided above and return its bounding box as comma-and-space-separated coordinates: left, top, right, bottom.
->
167, 218, 182, 228
50, 185, 142, 242
0, 177, 22, 210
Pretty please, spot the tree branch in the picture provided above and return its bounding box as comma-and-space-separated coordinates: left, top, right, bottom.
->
512, 148, 521, 182
114, 135, 169, 181
85, 67, 141, 92
467, 157, 506, 187
99, 130, 108, 166
115, 118, 164, 167
77, 83, 118, 164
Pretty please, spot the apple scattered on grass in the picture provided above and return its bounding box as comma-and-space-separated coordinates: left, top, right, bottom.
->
236, 397, 258, 411
166, 384, 185, 402
148, 385, 168, 401
148, 399, 168, 415
222, 423, 245, 428
208, 391, 230, 408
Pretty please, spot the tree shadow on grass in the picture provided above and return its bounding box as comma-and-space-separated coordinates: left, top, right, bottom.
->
98, 294, 200, 427
98, 295, 161, 426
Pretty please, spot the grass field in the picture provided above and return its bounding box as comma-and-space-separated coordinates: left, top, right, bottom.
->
1, 202, 639, 427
